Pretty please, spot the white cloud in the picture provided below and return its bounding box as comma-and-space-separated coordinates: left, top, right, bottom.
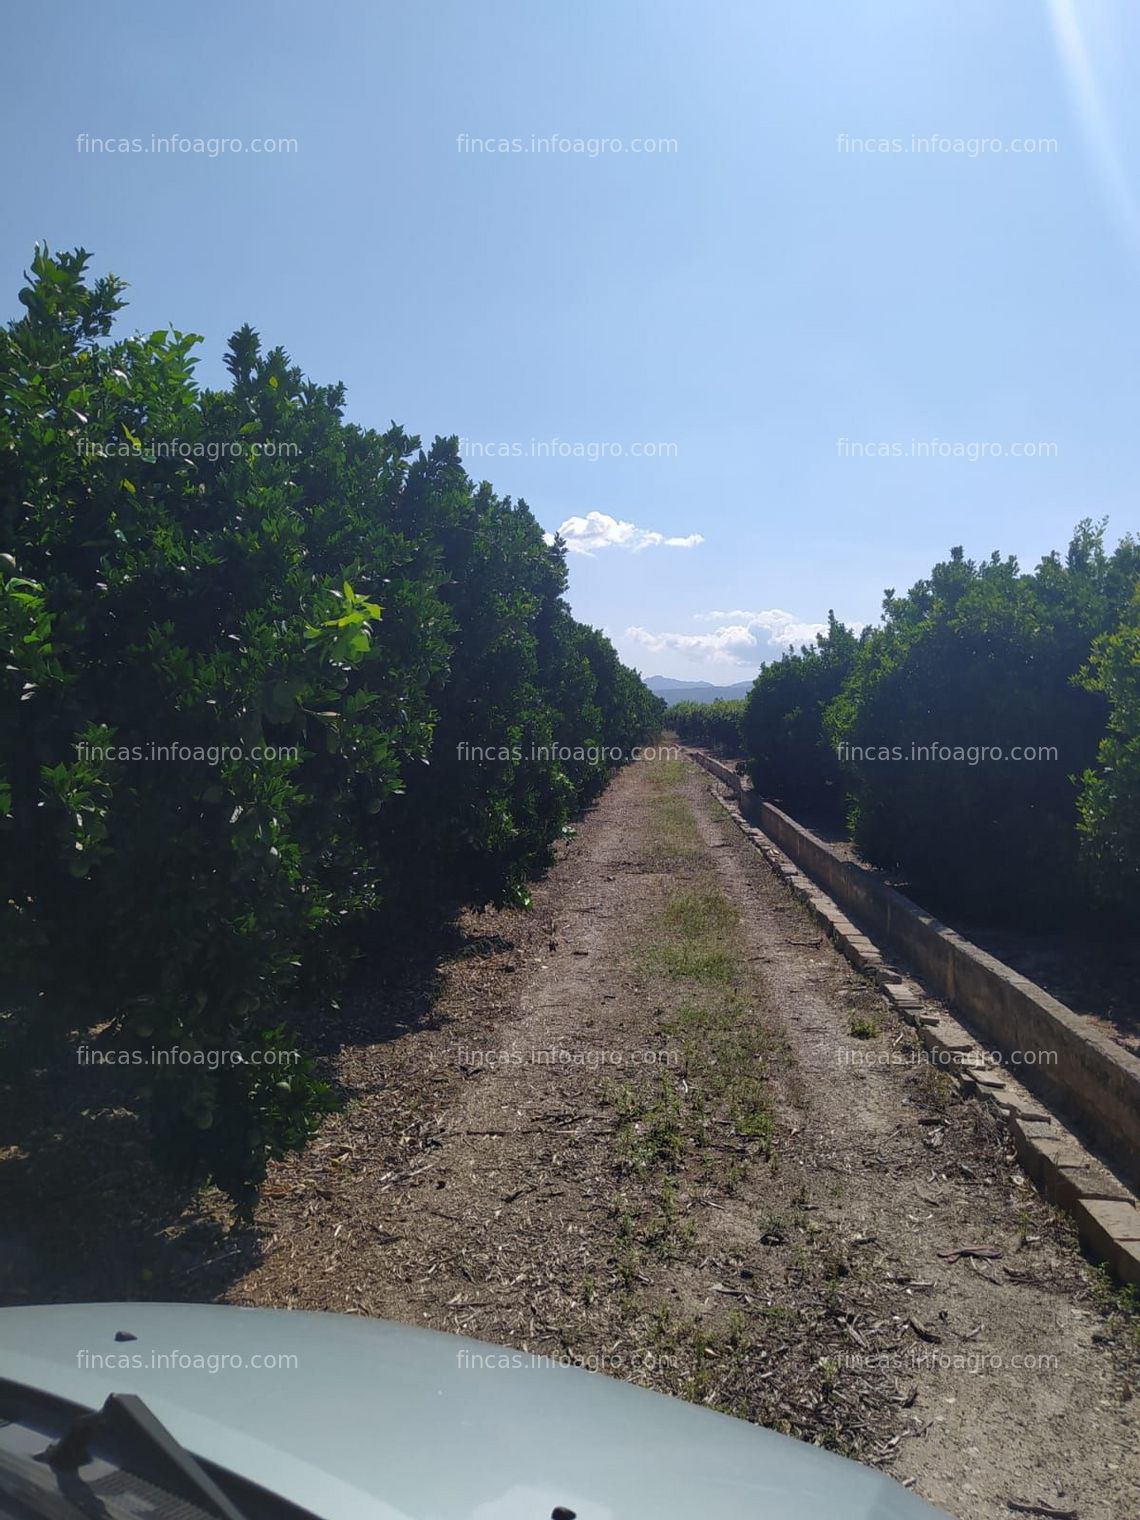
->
626, 624, 762, 666
545, 511, 704, 556
696, 608, 830, 649
626, 608, 853, 670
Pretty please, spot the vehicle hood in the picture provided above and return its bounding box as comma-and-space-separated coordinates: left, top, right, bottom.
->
0, 1303, 951, 1520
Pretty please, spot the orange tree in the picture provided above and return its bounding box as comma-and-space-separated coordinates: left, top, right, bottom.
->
0, 247, 661, 1200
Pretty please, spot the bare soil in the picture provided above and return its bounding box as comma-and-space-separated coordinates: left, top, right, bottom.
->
2, 753, 1138, 1520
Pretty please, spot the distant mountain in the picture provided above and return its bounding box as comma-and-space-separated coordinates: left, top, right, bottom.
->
646, 675, 754, 707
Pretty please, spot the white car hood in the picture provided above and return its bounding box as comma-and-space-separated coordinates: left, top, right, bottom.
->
0, 1303, 951, 1520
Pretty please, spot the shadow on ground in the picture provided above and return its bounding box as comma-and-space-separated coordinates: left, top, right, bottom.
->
0, 924, 494, 1308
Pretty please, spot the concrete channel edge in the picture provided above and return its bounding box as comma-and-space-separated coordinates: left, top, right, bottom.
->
689, 748, 1140, 1288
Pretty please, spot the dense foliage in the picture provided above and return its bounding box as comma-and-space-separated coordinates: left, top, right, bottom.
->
0, 247, 663, 1199
739, 526, 1140, 922
1077, 584, 1140, 907
741, 612, 857, 818
668, 697, 745, 750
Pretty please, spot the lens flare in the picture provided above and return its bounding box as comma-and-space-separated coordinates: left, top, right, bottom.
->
1047, 0, 1140, 258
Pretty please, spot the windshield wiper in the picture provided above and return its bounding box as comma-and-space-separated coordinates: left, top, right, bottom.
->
39, 1392, 251, 1520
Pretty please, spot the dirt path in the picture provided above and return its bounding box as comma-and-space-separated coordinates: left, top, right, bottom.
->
223, 754, 1139, 1520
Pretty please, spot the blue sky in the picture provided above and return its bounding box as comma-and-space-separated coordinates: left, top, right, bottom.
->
3, 0, 1138, 679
